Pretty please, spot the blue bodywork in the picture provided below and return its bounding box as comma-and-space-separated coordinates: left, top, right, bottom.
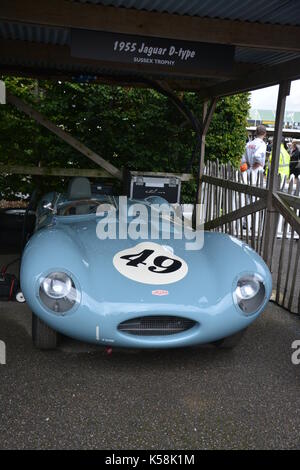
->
21, 192, 272, 348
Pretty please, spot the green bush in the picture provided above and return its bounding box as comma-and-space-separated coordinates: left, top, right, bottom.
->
0, 77, 249, 202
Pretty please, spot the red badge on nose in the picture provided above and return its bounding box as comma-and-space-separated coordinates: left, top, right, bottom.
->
152, 290, 169, 296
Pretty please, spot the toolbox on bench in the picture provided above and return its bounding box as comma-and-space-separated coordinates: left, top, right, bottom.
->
129, 175, 181, 203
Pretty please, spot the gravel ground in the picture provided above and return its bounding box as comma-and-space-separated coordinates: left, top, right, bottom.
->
0, 298, 300, 450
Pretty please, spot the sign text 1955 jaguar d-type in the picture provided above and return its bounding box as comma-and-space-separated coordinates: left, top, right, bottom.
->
21, 177, 272, 350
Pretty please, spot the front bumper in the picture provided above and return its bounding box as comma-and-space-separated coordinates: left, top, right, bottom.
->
25, 294, 267, 348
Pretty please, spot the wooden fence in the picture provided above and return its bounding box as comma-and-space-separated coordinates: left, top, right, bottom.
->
200, 160, 300, 314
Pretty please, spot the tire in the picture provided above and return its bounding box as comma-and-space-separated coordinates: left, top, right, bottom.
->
213, 328, 247, 349
32, 313, 58, 350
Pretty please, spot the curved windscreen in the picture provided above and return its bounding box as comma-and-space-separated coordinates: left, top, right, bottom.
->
57, 196, 117, 216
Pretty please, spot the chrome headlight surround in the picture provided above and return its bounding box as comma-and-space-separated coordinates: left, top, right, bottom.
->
38, 271, 81, 314
233, 273, 266, 316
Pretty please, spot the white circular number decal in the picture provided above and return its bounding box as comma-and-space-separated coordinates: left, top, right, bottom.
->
113, 242, 188, 285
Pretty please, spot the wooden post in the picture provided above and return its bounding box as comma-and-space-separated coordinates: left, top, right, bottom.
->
193, 98, 217, 228
263, 80, 291, 265
198, 100, 208, 203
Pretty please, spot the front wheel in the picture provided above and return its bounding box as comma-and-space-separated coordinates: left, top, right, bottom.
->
32, 313, 57, 350
212, 329, 247, 349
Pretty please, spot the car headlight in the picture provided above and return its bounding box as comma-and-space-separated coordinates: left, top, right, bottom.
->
234, 274, 265, 315
39, 272, 79, 313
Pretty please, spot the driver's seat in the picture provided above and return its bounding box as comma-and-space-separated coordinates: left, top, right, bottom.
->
67, 177, 92, 215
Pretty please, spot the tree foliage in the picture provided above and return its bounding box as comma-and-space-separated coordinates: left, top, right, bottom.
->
0, 77, 250, 201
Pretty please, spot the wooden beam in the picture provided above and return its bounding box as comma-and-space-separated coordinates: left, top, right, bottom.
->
272, 193, 300, 234
263, 81, 290, 265
0, 165, 112, 178
196, 99, 217, 199
199, 58, 300, 99
202, 174, 268, 198
202, 99, 217, 136
198, 100, 209, 193
0, 63, 216, 92
2, 37, 299, 96
193, 99, 217, 229
2, 0, 300, 51
205, 198, 267, 231
277, 191, 300, 211
154, 79, 202, 143
6, 91, 122, 180
0, 39, 252, 82
268, 81, 291, 194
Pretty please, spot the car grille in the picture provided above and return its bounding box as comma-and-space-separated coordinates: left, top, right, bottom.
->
118, 316, 197, 336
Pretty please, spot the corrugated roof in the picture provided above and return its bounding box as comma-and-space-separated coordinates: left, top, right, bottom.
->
1, 4, 300, 92
235, 47, 300, 66
76, 0, 300, 26
250, 109, 300, 122
0, 21, 214, 86
2, 21, 300, 69
0, 21, 69, 46
293, 112, 300, 122
249, 109, 275, 121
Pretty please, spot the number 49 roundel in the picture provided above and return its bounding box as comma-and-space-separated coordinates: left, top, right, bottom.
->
113, 242, 188, 285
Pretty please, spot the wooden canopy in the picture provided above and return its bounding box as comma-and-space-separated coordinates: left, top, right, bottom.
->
1, 0, 300, 97
1, 0, 300, 262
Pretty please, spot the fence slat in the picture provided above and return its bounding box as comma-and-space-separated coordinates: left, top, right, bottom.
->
257, 172, 265, 254
201, 160, 300, 314
276, 178, 294, 304
237, 171, 244, 240
288, 240, 300, 312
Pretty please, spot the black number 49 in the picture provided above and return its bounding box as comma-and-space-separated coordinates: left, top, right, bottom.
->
120, 249, 182, 274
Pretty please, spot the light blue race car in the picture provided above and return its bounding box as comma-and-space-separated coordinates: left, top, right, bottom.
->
21, 177, 272, 350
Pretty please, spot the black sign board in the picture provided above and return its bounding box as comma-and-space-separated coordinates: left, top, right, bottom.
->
71, 30, 235, 74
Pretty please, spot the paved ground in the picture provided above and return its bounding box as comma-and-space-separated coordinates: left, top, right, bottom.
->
0, 290, 300, 449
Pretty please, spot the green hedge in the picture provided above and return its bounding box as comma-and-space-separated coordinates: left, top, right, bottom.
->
0, 77, 250, 202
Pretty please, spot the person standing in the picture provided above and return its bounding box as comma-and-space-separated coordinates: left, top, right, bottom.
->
268, 139, 290, 179
240, 125, 267, 230
241, 125, 267, 178
289, 141, 300, 178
